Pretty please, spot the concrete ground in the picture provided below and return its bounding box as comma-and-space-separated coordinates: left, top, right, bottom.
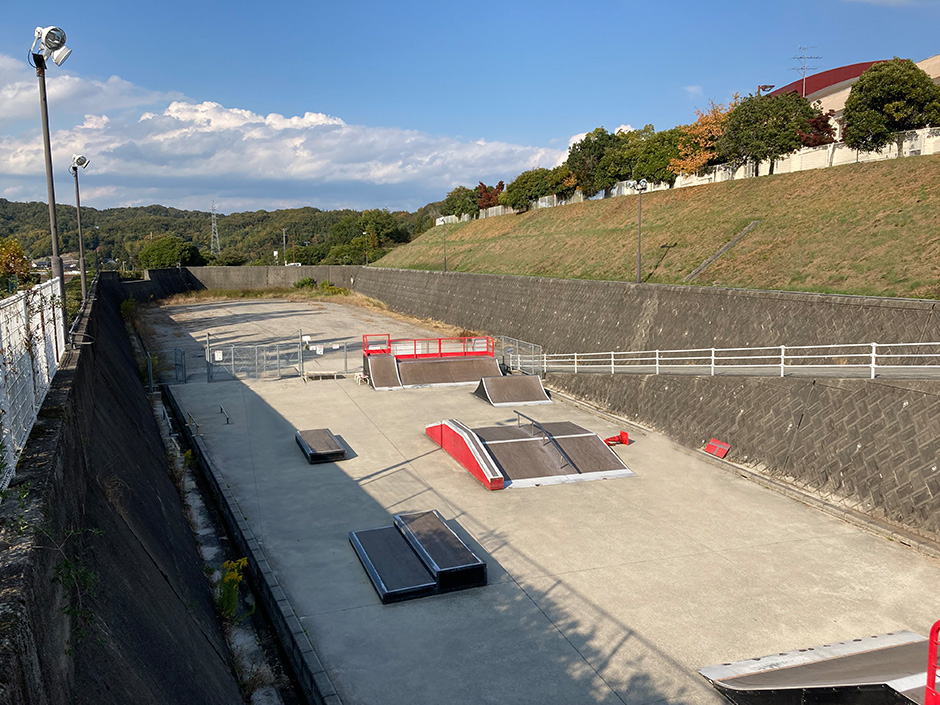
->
145, 299, 940, 705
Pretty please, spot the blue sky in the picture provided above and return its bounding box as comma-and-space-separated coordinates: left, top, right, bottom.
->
0, 0, 938, 214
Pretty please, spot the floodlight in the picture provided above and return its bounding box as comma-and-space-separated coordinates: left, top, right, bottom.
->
31, 26, 71, 66
637, 179, 648, 191
71, 154, 89, 170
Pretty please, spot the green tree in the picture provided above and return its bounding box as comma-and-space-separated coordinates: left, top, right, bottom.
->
633, 127, 683, 185
440, 186, 479, 218
360, 208, 409, 245
0, 236, 31, 291
721, 92, 823, 173
501, 168, 552, 211
843, 57, 940, 154
565, 127, 619, 197
138, 235, 206, 269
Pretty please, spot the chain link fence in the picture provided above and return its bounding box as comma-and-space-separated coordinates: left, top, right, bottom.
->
0, 279, 66, 492
147, 339, 355, 386
496, 336, 544, 376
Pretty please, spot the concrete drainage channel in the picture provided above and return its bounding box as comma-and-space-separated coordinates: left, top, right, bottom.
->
161, 386, 341, 705
151, 392, 309, 705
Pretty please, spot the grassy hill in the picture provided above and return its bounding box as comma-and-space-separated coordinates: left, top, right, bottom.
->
379, 155, 940, 299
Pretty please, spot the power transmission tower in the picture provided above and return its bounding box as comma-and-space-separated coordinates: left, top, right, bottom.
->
792, 46, 822, 98
210, 202, 221, 255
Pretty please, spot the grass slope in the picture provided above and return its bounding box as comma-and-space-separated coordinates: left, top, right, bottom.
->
380, 155, 940, 299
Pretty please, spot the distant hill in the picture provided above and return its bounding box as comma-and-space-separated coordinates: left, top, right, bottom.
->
379, 154, 940, 299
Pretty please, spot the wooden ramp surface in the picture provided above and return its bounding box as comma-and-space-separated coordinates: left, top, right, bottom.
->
398, 356, 501, 387
474, 375, 552, 406
472, 420, 634, 487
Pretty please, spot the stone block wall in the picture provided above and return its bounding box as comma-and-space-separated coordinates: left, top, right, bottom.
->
175, 265, 940, 544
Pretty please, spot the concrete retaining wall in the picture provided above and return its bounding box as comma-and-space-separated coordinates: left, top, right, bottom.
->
174, 266, 940, 544
0, 274, 242, 704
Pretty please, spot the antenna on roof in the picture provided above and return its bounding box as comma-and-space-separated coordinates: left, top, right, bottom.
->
792, 46, 822, 98
210, 202, 221, 255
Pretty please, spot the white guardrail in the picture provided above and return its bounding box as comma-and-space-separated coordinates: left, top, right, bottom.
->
504, 342, 940, 380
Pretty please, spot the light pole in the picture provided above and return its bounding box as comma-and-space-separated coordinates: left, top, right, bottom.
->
443, 229, 447, 272
362, 231, 369, 265
627, 179, 648, 283
70, 154, 89, 300
30, 26, 72, 343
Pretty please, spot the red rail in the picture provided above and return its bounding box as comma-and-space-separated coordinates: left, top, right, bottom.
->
927, 620, 940, 705
362, 334, 495, 359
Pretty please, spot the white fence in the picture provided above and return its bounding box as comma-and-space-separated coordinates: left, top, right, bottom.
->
502, 340, 940, 380
0, 279, 66, 492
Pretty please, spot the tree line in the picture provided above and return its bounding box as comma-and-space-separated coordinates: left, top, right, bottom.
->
440, 57, 940, 216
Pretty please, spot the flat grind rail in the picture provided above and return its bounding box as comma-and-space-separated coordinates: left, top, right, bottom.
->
928, 620, 940, 705
536, 341, 940, 380
514, 410, 580, 475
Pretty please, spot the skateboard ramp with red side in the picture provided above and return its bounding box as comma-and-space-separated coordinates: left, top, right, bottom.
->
427, 417, 633, 490
474, 375, 552, 407
398, 356, 501, 387
426, 420, 504, 490
366, 354, 403, 390
700, 631, 931, 705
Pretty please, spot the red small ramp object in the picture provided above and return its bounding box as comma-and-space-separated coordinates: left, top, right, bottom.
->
604, 431, 630, 446
927, 620, 940, 705
704, 438, 730, 459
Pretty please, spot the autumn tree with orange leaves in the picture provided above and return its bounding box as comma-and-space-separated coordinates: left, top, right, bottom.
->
668, 96, 739, 176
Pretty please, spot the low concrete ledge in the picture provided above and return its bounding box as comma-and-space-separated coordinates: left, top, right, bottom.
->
163, 386, 342, 705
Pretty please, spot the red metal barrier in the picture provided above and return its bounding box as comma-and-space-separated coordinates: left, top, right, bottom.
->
927, 620, 940, 705
363, 334, 495, 359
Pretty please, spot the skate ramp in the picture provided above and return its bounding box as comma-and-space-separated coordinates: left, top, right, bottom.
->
367, 354, 402, 390
474, 375, 552, 407
398, 356, 501, 387
700, 631, 930, 705
427, 416, 633, 489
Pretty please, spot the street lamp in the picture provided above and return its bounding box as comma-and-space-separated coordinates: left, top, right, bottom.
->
29, 26, 72, 344
69, 154, 89, 300
362, 231, 369, 265
626, 179, 648, 283
443, 229, 447, 272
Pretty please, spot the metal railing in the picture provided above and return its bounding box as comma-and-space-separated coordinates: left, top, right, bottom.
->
498, 336, 544, 376
527, 341, 940, 380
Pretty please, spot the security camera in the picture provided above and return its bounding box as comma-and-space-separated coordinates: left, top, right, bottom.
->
31, 26, 71, 66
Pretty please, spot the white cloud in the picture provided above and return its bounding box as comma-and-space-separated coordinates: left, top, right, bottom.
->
614, 124, 634, 134
0, 53, 566, 211
683, 85, 704, 98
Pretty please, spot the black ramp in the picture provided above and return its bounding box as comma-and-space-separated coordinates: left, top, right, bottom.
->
474, 375, 552, 406
348, 527, 436, 604
295, 429, 346, 463
394, 510, 487, 592
398, 357, 501, 386
367, 354, 402, 390
700, 631, 929, 705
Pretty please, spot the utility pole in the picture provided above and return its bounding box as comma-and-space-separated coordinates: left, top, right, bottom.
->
792, 46, 821, 98
282, 228, 287, 266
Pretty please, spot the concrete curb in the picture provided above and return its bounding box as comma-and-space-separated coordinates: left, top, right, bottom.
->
163, 386, 342, 705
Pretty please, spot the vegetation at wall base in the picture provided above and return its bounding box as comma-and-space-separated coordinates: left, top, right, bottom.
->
379, 154, 940, 300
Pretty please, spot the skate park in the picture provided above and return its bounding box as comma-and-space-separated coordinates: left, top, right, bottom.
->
137, 283, 940, 705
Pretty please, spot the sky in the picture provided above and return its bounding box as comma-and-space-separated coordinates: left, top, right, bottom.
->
0, 0, 938, 215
